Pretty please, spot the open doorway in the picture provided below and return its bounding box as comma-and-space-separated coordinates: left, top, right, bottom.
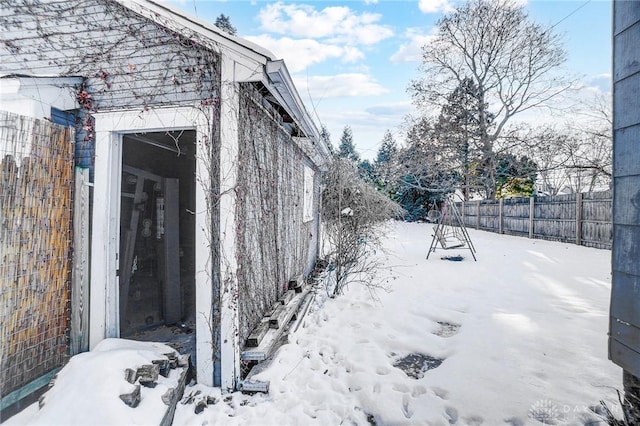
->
119, 130, 196, 354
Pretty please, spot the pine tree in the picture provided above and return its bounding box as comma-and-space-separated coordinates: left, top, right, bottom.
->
214, 14, 237, 36
435, 78, 491, 200
374, 130, 398, 193
320, 124, 335, 155
337, 126, 360, 163
375, 130, 397, 165
495, 153, 538, 198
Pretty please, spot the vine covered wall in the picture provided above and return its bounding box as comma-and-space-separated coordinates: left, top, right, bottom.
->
1, 0, 222, 175
236, 83, 319, 345
1, 0, 224, 385
1, 0, 328, 389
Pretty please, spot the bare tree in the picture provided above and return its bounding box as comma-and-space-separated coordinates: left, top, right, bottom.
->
523, 95, 612, 194
563, 94, 612, 192
409, 0, 571, 199
322, 159, 403, 298
520, 125, 571, 195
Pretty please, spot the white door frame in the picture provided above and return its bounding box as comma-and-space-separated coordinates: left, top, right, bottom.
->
89, 106, 215, 385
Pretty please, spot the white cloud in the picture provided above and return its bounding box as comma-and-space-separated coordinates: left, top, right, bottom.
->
418, 0, 454, 14
294, 73, 389, 100
365, 101, 413, 117
257, 2, 393, 45
245, 35, 364, 72
417, 0, 527, 15
364, 0, 379, 4
390, 28, 437, 63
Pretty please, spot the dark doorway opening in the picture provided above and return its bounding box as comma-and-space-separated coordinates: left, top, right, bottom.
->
119, 130, 196, 354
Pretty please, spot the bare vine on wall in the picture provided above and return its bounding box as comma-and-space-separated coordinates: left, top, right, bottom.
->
2, 0, 320, 387
1, 0, 230, 375
236, 83, 313, 344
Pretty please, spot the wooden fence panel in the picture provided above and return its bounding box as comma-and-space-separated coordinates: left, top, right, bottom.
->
0, 111, 74, 403
479, 200, 500, 231
502, 198, 531, 237
456, 190, 612, 249
582, 190, 613, 249
533, 194, 576, 243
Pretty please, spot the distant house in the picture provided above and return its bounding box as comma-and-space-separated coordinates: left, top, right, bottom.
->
0, 0, 331, 406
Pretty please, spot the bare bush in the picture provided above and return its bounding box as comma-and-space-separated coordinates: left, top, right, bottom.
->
321, 159, 403, 298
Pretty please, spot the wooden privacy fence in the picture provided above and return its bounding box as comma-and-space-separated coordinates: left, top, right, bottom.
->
456, 190, 612, 249
0, 111, 74, 407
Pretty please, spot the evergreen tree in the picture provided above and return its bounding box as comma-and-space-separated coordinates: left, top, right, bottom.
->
393, 118, 455, 221
495, 153, 538, 198
373, 130, 398, 194
337, 126, 360, 163
214, 14, 237, 36
320, 124, 335, 156
358, 159, 375, 183
435, 77, 491, 200
375, 130, 398, 165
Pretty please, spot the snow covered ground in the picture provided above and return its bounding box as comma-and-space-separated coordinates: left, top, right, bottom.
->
7, 222, 621, 425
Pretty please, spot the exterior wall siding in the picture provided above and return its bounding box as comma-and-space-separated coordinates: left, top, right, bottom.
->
1, 0, 224, 387
610, 0, 640, 377
1, 0, 222, 177
236, 83, 318, 345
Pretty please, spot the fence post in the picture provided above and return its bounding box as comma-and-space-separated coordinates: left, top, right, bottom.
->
499, 198, 504, 234
529, 197, 535, 239
476, 200, 481, 230
461, 201, 465, 225
71, 167, 90, 355
576, 192, 583, 246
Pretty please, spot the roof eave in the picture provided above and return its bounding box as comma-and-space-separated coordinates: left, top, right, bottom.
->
115, 0, 275, 64
265, 60, 332, 167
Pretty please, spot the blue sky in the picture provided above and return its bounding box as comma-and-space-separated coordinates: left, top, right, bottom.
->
169, 0, 612, 159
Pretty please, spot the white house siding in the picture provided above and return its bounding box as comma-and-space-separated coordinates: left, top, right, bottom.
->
236, 83, 319, 345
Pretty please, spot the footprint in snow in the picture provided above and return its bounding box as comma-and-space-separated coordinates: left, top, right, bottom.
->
392, 383, 410, 393
445, 406, 458, 424
463, 415, 484, 425
401, 395, 413, 419
431, 387, 449, 400
411, 385, 427, 397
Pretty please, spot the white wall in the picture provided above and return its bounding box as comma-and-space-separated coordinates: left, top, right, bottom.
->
0, 77, 81, 119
